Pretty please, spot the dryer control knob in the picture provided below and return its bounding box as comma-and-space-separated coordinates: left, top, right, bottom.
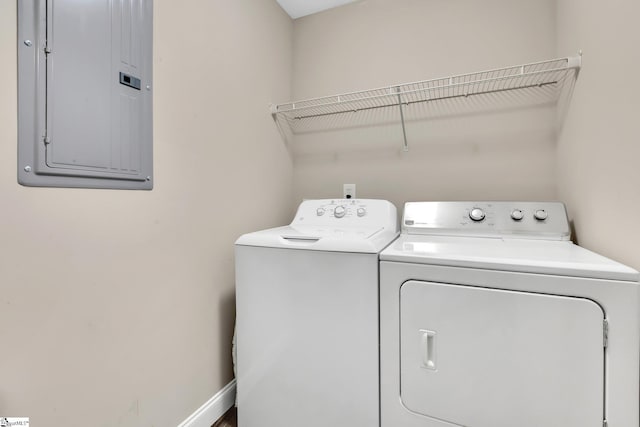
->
316, 208, 325, 216
469, 208, 485, 222
511, 209, 524, 221
357, 207, 366, 217
334, 205, 346, 218
534, 209, 548, 221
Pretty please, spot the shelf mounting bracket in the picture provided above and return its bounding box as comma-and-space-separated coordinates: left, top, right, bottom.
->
395, 86, 409, 152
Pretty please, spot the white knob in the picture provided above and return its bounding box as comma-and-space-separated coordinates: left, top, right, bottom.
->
534, 209, 548, 221
469, 208, 485, 222
334, 206, 346, 218
511, 209, 524, 221
357, 207, 366, 217
316, 208, 325, 216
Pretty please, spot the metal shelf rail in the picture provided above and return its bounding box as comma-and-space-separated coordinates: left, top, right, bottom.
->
271, 53, 582, 151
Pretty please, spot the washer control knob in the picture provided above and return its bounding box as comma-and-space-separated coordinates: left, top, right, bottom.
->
334, 205, 346, 218
534, 209, 548, 221
316, 207, 325, 216
511, 209, 524, 221
469, 208, 485, 222
357, 207, 366, 217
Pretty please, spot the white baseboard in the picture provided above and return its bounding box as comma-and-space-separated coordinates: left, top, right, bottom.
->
177, 379, 236, 427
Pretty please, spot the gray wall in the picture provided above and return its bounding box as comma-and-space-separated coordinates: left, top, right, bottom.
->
290, 0, 559, 209
557, 0, 640, 270
0, 1, 293, 425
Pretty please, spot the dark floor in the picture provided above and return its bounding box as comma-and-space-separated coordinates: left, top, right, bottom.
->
212, 406, 237, 427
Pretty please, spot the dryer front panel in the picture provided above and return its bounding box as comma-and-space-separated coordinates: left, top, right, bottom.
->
400, 280, 605, 427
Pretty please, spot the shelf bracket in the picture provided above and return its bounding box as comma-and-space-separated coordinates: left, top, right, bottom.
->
270, 103, 290, 146
395, 86, 409, 152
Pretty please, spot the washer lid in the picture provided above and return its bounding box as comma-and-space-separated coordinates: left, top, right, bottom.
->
236, 224, 398, 253
380, 234, 639, 282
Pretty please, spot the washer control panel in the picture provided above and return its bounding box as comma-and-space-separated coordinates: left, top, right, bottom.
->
292, 199, 397, 229
402, 201, 570, 240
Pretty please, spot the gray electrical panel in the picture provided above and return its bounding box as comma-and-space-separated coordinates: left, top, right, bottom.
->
17, 0, 153, 190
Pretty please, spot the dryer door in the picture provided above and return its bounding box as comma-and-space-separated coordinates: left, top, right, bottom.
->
400, 280, 605, 427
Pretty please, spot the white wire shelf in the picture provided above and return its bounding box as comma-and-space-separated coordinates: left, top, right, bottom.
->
271, 54, 582, 151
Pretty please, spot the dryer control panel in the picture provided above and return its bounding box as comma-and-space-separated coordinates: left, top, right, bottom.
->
402, 201, 570, 240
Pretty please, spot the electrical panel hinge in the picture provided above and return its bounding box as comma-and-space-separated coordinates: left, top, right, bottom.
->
603, 319, 609, 348
44, 39, 50, 146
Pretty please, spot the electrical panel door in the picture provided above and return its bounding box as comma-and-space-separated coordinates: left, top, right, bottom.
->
18, 0, 153, 189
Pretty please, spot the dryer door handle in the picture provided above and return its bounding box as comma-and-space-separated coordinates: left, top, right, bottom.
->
420, 329, 437, 371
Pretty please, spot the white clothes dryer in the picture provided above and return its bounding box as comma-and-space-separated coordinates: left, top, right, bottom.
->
380, 201, 639, 427
235, 199, 398, 427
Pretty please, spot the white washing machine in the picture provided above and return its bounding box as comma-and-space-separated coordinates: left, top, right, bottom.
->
235, 199, 398, 427
380, 201, 640, 427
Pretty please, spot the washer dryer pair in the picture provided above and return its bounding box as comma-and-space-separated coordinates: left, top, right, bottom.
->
380, 201, 640, 427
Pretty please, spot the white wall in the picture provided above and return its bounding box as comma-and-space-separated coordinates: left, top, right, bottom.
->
290, 0, 559, 209
556, 0, 640, 270
0, 1, 293, 425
